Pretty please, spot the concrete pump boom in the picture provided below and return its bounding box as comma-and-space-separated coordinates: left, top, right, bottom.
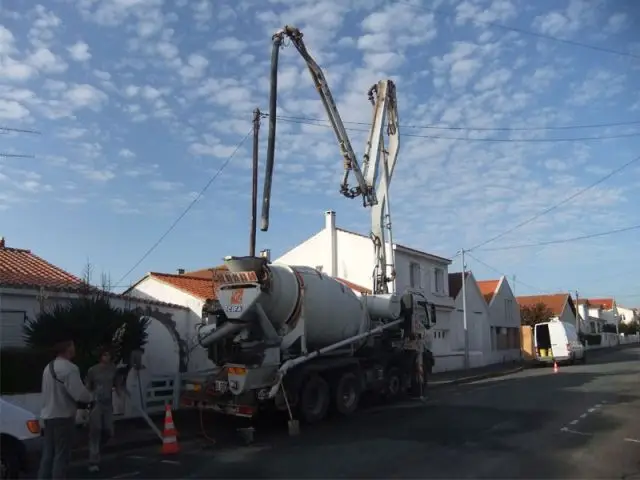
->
261, 25, 400, 294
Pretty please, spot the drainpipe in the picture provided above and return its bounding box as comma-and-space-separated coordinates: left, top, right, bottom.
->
325, 210, 338, 277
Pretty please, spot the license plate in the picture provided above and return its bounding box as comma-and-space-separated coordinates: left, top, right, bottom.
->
215, 380, 228, 393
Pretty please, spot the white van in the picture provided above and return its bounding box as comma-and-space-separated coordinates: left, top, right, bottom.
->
0, 398, 42, 479
534, 321, 586, 365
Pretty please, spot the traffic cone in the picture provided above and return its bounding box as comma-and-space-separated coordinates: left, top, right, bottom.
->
161, 404, 179, 455
553, 361, 559, 373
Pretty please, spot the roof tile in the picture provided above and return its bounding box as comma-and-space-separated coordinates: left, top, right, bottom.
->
0, 244, 85, 289
448, 272, 469, 299
150, 272, 216, 301
477, 279, 500, 304
577, 297, 614, 310
516, 293, 570, 316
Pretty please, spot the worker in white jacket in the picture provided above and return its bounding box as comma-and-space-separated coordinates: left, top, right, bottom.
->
37, 339, 92, 480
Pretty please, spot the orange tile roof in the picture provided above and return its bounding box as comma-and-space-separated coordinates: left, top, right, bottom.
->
448, 272, 469, 299
516, 294, 570, 316
184, 265, 228, 279
0, 241, 85, 289
577, 298, 614, 310
335, 277, 371, 294
149, 272, 217, 301
477, 279, 500, 304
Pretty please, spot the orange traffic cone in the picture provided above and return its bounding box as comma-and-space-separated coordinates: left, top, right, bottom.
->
553, 361, 559, 373
161, 404, 179, 455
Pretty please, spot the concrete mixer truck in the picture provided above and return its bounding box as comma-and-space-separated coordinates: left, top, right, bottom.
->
180, 26, 436, 425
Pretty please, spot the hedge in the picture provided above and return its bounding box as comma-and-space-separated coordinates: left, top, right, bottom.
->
0, 347, 53, 394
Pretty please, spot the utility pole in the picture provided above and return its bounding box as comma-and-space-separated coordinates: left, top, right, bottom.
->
575, 290, 581, 332
461, 249, 470, 370
249, 108, 261, 257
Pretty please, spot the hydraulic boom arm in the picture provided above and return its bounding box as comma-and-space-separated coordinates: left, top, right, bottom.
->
261, 25, 400, 295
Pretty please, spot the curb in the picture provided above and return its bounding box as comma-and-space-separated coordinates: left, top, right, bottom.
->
430, 365, 524, 389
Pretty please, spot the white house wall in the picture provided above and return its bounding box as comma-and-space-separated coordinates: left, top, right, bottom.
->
485, 279, 521, 364
557, 303, 577, 326
127, 277, 213, 372
451, 275, 487, 357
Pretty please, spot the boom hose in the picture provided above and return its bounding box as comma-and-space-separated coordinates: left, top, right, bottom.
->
261, 35, 282, 232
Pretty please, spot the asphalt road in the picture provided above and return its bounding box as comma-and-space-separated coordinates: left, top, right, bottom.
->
62, 346, 640, 479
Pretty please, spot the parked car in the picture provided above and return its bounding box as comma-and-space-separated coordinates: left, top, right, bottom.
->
0, 398, 42, 479
534, 321, 586, 365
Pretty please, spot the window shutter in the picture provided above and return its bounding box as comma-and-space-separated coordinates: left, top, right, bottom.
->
430, 267, 436, 294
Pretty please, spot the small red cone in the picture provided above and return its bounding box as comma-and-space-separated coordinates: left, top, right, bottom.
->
161, 404, 179, 455
553, 361, 559, 373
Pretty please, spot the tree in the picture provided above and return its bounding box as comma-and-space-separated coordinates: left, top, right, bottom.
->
23, 291, 149, 375
520, 302, 555, 326
619, 319, 640, 335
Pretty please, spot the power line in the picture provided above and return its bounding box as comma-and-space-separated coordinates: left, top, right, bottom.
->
476, 224, 640, 252
465, 250, 546, 294
468, 153, 640, 252
114, 128, 252, 287
276, 116, 640, 143
396, 0, 640, 61
275, 114, 640, 132
0, 153, 35, 158
0, 126, 41, 134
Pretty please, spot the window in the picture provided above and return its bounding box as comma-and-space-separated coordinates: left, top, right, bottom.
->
504, 299, 513, 322
409, 262, 421, 289
433, 267, 445, 294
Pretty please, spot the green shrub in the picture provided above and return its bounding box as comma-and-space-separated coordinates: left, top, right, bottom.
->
23, 294, 149, 376
0, 347, 52, 394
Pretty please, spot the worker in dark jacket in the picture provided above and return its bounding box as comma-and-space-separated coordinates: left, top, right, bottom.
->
86, 349, 119, 473
38, 339, 92, 479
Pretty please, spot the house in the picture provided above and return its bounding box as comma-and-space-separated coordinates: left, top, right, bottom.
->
476, 277, 522, 364
447, 271, 487, 368
275, 210, 455, 357
0, 237, 200, 374
617, 305, 639, 326
447, 273, 521, 368
516, 293, 578, 327
576, 298, 620, 333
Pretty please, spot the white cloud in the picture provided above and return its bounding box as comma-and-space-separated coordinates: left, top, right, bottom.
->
63, 84, 108, 110
68, 41, 92, 62
0, 99, 30, 120
118, 148, 136, 158
26, 48, 68, 74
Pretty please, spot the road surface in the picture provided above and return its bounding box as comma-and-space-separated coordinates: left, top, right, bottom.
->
63, 346, 640, 479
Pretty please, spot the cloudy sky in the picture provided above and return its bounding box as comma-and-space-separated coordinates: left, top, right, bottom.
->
1, 0, 638, 303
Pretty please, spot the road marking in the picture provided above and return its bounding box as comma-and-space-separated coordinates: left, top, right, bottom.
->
580, 413, 587, 418
161, 459, 181, 465
624, 438, 640, 444
587, 408, 596, 413
561, 427, 592, 436
570, 420, 579, 425
126, 456, 146, 460
111, 472, 141, 479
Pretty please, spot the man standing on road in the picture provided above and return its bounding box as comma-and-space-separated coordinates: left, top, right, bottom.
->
38, 339, 93, 480
86, 349, 119, 473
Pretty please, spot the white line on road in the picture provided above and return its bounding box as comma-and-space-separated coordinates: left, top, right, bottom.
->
570, 420, 579, 425
561, 427, 593, 436
111, 471, 141, 478
126, 456, 146, 460
161, 459, 181, 465
623, 438, 640, 444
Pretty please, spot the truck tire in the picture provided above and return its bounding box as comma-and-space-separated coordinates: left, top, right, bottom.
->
333, 372, 361, 416
384, 367, 403, 402
298, 374, 330, 424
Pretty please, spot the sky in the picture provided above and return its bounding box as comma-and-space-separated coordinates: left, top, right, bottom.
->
0, 0, 638, 305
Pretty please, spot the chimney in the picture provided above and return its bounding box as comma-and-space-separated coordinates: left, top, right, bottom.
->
0, 237, 4, 248
259, 249, 271, 262
177, 268, 185, 275
325, 210, 338, 277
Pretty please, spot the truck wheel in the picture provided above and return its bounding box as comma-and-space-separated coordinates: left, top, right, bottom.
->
333, 372, 361, 416
385, 367, 403, 402
299, 374, 330, 424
